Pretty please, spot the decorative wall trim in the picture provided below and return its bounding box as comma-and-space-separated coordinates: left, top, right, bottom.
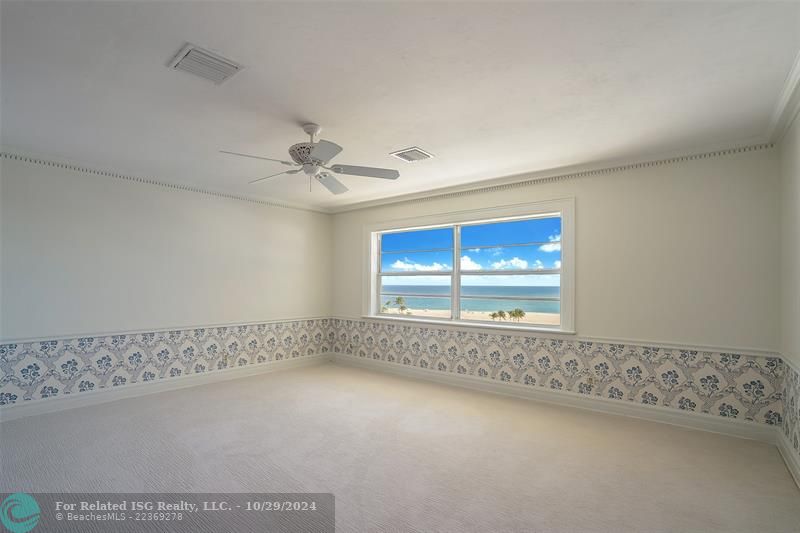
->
0, 318, 335, 419
332, 318, 785, 429
2, 141, 777, 216
784, 354, 800, 376
341, 315, 779, 360
780, 361, 800, 488
334, 143, 775, 213
334, 354, 775, 443
769, 48, 800, 143
0, 354, 332, 422
0, 152, 327, 214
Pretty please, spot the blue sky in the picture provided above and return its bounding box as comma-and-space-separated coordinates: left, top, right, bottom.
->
381, 217, 561, 286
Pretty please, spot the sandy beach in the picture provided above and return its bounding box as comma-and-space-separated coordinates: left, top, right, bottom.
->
381, 308, 560, 326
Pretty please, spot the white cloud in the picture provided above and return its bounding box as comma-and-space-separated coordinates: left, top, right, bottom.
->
539, 243, 561, 252
554, 260, 562, 269
468, 248, 481, 253
533, 259, 544, 270
491, 257, 528, 270
390, 258, 449, 272
539, 233, 562, 253
460, 255, 482, 270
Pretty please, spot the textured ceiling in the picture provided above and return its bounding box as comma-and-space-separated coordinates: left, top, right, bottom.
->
1, 1, 798, 210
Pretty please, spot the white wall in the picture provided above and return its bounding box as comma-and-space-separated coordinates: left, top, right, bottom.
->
333, 148, 780, 352
780, 118, 800, 367
1, 146, 784, 352
0, 157, 333, 340
0, 165, 3, 340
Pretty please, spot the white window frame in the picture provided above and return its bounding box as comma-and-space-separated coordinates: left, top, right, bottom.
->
362, 198, 575, 333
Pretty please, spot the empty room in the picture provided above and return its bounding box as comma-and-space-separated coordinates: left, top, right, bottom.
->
1, 1, 799, 532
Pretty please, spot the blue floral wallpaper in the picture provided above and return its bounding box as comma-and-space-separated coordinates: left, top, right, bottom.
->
0, 315, 792, 448
783, 363, 800, 460
332, 319, 785, 426
0, 319, 333, 406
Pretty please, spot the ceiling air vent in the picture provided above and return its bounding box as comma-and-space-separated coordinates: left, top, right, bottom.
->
390, 147, 434, 163
168, 43, 242, 84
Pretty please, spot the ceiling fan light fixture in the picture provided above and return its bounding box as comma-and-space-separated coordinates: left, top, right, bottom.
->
221, 124, 400, 194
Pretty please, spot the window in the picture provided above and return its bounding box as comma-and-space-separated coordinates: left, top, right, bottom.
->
366, 200, 574, 331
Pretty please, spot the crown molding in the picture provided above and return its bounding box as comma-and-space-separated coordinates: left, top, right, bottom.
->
769, 49, 800, 144
331, 142, 775, 214
0, 151, 332, 215
1, 138, 779, 217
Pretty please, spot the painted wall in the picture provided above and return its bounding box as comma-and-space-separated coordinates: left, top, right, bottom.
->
332, 148, 780, 352
0, 157, 333, 340
780, 118, 800, 368
0, 165, 3, 340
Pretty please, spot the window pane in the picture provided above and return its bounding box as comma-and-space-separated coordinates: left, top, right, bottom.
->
380, 278, 452, 319
460, 245, 561, 271
381, 250, 453, 273
381, 227, 453, 253
460, 274, 560, 326
461, 217, 561, 248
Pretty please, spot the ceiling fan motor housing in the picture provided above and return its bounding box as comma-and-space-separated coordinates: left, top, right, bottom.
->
288, 143, 314, 165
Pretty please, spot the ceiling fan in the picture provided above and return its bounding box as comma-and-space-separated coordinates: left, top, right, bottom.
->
220, 123, 400, 195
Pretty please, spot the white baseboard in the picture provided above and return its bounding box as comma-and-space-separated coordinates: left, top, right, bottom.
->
777, 430, 800, 490
332, 354, 777, 444
0, 354, 333, 422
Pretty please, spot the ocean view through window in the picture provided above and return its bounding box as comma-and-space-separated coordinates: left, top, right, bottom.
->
370, 202, 573, 331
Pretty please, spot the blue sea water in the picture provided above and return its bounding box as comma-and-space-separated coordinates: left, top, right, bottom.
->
380, 285, 560, 314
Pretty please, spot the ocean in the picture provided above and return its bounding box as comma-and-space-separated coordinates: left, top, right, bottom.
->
380, 285, 560, 314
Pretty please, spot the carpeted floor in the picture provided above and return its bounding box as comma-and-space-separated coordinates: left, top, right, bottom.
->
1, 363, 798, 532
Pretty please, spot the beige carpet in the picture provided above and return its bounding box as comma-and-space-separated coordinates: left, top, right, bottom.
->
1, 363, 798, 532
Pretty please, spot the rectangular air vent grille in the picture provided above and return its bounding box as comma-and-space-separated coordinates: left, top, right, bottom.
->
169, 44, 242, 84
390, 147, 434, 162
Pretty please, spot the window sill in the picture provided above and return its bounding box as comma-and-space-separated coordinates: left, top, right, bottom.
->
359, 314, 576, 336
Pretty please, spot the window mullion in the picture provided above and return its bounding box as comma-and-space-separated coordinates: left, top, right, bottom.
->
375, 233, 382, 315
452, 225, 461, 320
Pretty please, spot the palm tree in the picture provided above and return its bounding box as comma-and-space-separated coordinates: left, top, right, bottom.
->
381, 299, 392, 313
489, 312, 499, 321
496, 310, 507, 321
394, 296, 408, 313
509, 308, 526, 322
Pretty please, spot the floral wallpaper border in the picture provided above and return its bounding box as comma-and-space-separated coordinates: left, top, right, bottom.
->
332, 319, 785, 426
0, 315, 791, 444
0, 319, 333, 407
782, 363, 800, 464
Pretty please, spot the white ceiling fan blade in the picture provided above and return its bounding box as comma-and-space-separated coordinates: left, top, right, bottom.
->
328, 164, 399, 180
249, 169, 300, 184
220, 150, 297, 166
310, 140, 343, 164
316, 172, 348, 195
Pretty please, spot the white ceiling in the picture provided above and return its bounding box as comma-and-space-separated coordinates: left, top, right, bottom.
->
1, 1, 798, 211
